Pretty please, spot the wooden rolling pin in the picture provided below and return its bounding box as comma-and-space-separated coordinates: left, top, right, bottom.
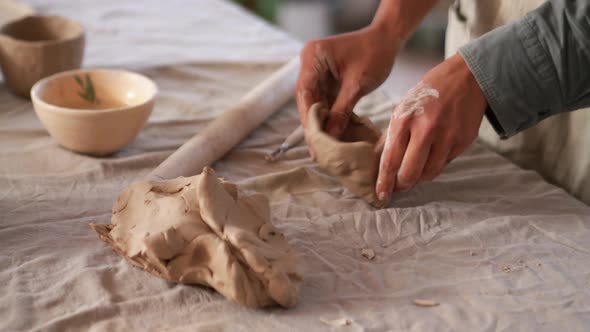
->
148, 57, 300, 180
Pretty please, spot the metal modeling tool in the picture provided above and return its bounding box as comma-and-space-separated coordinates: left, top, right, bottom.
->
265, 125, 305, 162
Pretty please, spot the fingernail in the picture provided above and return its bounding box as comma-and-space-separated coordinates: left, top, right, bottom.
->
378, 191, 390, 202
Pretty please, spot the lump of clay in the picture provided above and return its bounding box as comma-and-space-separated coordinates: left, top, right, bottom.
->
306, 103, 385, 207
90, 167, 302, 308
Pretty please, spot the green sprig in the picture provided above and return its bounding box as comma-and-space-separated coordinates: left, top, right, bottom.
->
75, 73, 100, 105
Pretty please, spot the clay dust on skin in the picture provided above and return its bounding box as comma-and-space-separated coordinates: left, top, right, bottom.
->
392, 81, 440, 119
377, 81, 440, 200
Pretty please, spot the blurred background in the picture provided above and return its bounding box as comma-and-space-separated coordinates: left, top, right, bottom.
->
233, 0, 452, 96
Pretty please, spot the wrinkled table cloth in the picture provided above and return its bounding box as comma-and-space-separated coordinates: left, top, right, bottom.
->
1, 1, 590, 331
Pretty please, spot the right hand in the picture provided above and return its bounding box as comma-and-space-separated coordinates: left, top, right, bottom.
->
295, 25, 400, 153
376, 53, 488, 201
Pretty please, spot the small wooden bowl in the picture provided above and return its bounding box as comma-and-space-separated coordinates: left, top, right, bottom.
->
0, 15, 84, 98
31, 69, 158, 156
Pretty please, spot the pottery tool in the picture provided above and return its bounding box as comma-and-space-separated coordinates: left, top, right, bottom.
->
265, 125, 305, 162
149, 57, 300, 180
31, 69, 156, 156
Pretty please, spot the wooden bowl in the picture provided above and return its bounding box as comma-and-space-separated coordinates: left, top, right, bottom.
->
0, 15, 85, 98
31, 69, 158, 156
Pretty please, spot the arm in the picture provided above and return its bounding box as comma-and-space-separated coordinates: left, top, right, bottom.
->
376, 0, 590, 201
372, 0, 440, 40
295, 0, 438, 150
459, 0, 590, 137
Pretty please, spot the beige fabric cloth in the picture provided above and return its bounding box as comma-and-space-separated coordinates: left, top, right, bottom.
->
2, 1, 590, 331
446, 0, 590, 205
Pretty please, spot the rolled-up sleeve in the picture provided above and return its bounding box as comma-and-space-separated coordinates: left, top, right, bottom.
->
458, 0, 590, 138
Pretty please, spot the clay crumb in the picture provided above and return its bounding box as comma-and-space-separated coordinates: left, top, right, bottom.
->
320, 317, 352, 327
361, 248, 376, 260
413, 299, 439, 307
502, 266, 511, 273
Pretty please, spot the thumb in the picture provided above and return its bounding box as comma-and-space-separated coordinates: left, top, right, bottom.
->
324, 80, 362, 138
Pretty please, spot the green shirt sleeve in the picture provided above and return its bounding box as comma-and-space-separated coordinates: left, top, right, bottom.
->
458, 0, 590, 138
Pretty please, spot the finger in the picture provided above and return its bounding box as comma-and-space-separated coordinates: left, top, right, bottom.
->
304, 129, 318, 161
325, 80, 362, 138
295, 45, 321, 129
446, 145, 464, 165
447, 147, 460, 162
395, 132, 433, 192
376, 120, 410, 202
446, 137, 475, 165
296, 82, 319, 158
296, 46, 323, 158
295, 79, 317, 129
374, 134, 385, 154
420, 142, 451, 182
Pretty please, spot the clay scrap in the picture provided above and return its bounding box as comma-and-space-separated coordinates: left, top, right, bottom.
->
91, 167, 302, 308
306, 103, 386, 207
413, 299, 440, 307
361, 248, 376, 260
320, 317, 353, 327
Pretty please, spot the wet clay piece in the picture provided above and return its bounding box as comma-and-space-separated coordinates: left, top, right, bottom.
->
361, 248, 376, 260
91, 167, 302, 308
306, 103, 385, 207
320, 317, 353, 327
413, 299, 440, 307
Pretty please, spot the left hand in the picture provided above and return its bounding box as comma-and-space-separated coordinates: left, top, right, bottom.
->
376, 53, 488, 202
295, 25, 399, 141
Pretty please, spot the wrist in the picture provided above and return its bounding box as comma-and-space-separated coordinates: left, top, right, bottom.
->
368, 19, 405, 53
370, 0, 438, 46
365, 22, 403, 59
369, 2, 407, 49
453, 53, 488, 115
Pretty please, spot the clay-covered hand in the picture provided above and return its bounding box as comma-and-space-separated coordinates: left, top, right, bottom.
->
295, 25, 399, 144
376, 53, 488, 202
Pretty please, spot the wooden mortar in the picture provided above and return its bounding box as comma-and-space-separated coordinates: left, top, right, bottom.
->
0, 15, 85, 98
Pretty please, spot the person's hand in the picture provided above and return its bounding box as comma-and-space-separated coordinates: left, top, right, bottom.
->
295, 25, 400, 156
376, 53, 488, 202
